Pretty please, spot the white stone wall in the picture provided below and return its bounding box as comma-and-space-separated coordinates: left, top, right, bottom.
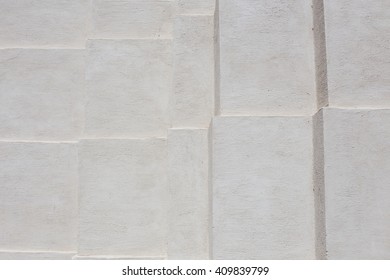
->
0, 0, 389, 260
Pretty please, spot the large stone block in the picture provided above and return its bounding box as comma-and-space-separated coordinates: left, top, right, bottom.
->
219, 0, 316, 116
324, 1, 390, 107
212, 116, 315, 259
0, 0, 87, 48
168, 129, 210, 259
323, 108, 390, 259
78, 139, 167, 257
0, 49, 85, 141
85, 40, 172, 138
0, 142, 78, 252
175, 0, 215, 15
171, 16, 214, 127
90, 0, 173, 39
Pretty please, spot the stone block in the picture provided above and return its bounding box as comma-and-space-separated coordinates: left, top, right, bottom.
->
324, 1, 390, 107
323, 108, 390, 259
90, 0, 173, 39
85, 40, 172, 138
167, 129, 210, 259
78, 139, 167, 257
171, 16, 214, 127
0, 142, 78, 252
0, 0, 87, 48
212, 116, 315, 259
219, 0, 316, 116
0, 49, 84, 141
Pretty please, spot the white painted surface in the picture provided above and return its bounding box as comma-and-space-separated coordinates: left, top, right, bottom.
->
0, 142, 78, 252
0, 251, 75, 260
0, 49, 84, 141
219, 0, 317, 116
78, 139, 167, 257
0, 0, 389, 260
90, 0, 173, 39
175, 0, 215, 15
168, 129, 210, 259
323, 108, 390, 259
212, 117, 315, 259
324, 0, 390, 107
0, 0, 87, 48
85, 40, 172, 138
171, 15, 214, 127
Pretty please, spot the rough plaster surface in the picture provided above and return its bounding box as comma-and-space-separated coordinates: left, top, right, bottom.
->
78, 139, 167, 257
324, 1, 390, 107
1, 0, 389, 260
171, 15, 214, 127
0, 251, 75, 260
219, 0, 317, 116
90, 0, 173, 39
168, 129, 210, 259
212, 117, 315, 259
0, 0, 87, 48
323, 109, 390, 259
0, 49, 85, 141
85, 40, 172, 138
0, 142, 78, 252
175, 0, 215, 15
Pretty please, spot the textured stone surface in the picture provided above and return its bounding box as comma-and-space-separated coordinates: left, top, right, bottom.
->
0, 142, 78, 252
78, 139, 167, 257
0, 251, 75, 260
0, 49, 84, 141
168, 129, 210, 259
219, 0, 316, 116
175, 0, 215, 15
213, 117, 315, 259
323, 108, 390, 259
171, 16, 214, 127
0, 0, 87, 48
90, 0, 173, 39
85, 40, 172, 138
324, 1, 390, 107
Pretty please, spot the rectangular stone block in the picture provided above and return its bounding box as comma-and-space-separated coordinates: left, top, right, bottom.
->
175, 0, 215, 15
213, 116, 315, 259
85, 40, 172, 138
323, 108, 390, 259
90, 0, 173, 39
0, 142, 78, 252
168, 129, 210, 259
0, 49, 85, 141
324, 1, 390, 107
0, 0, 87, 48
79, 139, 167, 257
171, 16, 214, 127
219, 0, 316, 116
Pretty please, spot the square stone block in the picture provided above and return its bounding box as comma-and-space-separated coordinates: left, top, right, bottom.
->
212, 116, 315, 259
0, 142, 78, 252
0, 49, 85, 141
78, 139, 167, 257
85, 40, 172, 138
